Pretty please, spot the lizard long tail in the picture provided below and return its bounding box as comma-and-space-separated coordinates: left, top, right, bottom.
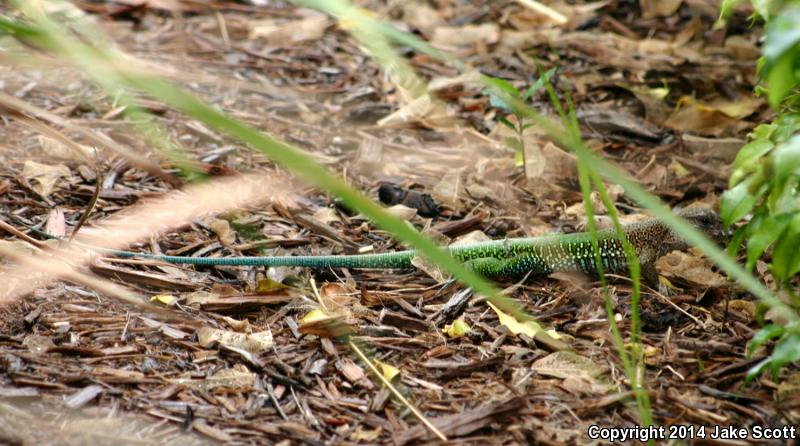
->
112, 249, 417, 269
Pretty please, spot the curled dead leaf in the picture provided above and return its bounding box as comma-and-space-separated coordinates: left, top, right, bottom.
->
22, 160, 70, 197
197, 326, 274, 354
656, 251, 726, 288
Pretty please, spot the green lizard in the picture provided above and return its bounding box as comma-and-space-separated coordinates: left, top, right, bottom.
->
108, 207, 726, 289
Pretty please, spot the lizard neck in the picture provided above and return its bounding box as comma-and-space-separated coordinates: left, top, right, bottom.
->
622, 219, 685, 263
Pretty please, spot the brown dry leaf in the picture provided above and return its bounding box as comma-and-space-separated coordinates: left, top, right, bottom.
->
38, 135, 94, 161
312, 207, 341, 225
336, 358, 374, 389
431, 169, 463, 206
411, 254, 448, 283
656, 251, 726, 288
523, 142, 547, 180
350, 427, 383, 443
681, 134, 745, 162
639, 0, 683, 18
319, 282, 358, 313
384, 204, 417, 220
578, 109, 662, 140
22, 160, 70, 197
197, 326, 274, 354
618, 84, 672, 124
172, 366, 256, 391
208, 218, 236, 247
636, 163, 667, 186
249, 14, 329, 44
724, 35, 761, 60
663, 96, 762, 136
45, 207, 67, 238
776, 372, 800, 404
728, 300, 757, 322
561, 376, 614, 395
428, 70, 484, 93
185, 291, 218, 305
22, 334, 54, 355
411, 229, 450, 282
430, 23, 500, 50
400, 2, 443, 34
221, 315, 250, 332
465, 183, 492, 200
451, 230, 491, 246
531, 351, 603, 380
298, 309, 358, 338
559, 31, 700, 71
377, 94, 452, 127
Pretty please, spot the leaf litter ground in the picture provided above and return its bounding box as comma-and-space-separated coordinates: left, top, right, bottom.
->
0, 1, 797, 444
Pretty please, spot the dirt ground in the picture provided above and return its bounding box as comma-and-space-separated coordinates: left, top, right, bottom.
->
0, 1, 797, 445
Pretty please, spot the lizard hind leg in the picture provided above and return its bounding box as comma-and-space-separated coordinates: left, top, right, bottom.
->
464, 254, 549, 281
463, 257, 506, 279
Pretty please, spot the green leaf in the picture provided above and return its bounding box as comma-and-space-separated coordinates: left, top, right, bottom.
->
772, 134, 800, 186
746, 212, 792, 270
504, 137, 524, 167
730, 138, 773, 185
498, 116, 516, 131
763, 6, 800, 62
768, 332, 800, 378
771, 213, 800, 281
504, 136, 523, 151
765, 50, 798, 109
751, 122, 777, 141
720, 180, 757, 226
483, 76, 519, 97
772, 113, 800, 142
728, 225, 747, 260
488, 91, 513, 112
523, 67, 556, 101
748, 324, 785, 356
767, 175, 799, 214
746, 356, 772, 382
513, 148, 525, 167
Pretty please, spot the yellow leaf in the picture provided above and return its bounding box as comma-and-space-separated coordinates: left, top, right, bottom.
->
150, 294, 176, 305
669, 160, 690, 177
488, 302, 561, 339
374, 360, 400, 383
300, 308, 329, 324
442, 319, 471, 338
256, 277, 286, 292
650, 87, 669, 99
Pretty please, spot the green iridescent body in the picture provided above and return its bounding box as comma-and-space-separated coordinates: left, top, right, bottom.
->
114, 208, 725, 288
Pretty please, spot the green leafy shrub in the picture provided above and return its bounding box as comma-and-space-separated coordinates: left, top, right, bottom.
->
719, 1, 800, 379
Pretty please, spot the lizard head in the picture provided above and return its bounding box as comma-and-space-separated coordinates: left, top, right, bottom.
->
665, 208, 727, 250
